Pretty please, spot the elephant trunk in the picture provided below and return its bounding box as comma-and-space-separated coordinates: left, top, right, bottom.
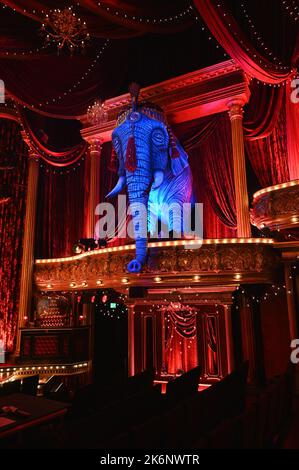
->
127, 190, 149, 273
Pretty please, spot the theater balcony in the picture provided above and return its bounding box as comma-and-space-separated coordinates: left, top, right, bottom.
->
251, 180, 299, 231
34, 238, 278, 291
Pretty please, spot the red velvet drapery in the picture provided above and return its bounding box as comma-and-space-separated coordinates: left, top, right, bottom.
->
164, 305, 198, 375
243, 81, 290, 186
35, 161, 86, 258
193, 0, 299, 180
193, 0, 291, 83
21, 110, 88, 167
0, 1, 194, 118
176, 113, 237, 237
0, 119, 28, 352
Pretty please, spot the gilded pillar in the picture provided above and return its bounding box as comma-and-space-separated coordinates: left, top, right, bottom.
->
224, 305, 234, 374
86, 138, 102, 238
128, 304, 135, 377
16, 140, 39, 355
284, 263, 298, 340
228, 99, 251, 238
240, 290, 265, 385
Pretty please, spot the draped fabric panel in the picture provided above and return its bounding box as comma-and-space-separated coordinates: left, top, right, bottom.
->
164, 305, 198, 375
199, 114, 236, 229
0, 1, 194, 118
193, 0, 291, 83
21, 110, 88, 167
286, 80, 299, 180
35, 161, 86, 258
3, 1, 193, 38
193, 0, 299, 180
245, 103, 290, 187
0, 119, 28, 352
243, 80, 285, 141
176, 113, 237, 237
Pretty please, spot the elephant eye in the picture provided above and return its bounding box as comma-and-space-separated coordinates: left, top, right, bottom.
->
152, 128, 167, 147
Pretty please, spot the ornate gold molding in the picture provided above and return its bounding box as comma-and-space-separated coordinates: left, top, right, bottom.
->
251, 180, 299, 230
34, 241, 279, 292
80, 59, 250, 142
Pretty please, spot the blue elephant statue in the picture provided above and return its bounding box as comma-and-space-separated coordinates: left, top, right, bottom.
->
106, 83, 193, 273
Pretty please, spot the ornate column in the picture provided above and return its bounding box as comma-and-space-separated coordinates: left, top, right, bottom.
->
228, 99, 251, 238
240, 290, 265, 385
128, 304, 135, 377
284, 263, 298, 340
224, 305, 234, 374
16, 138, 39, 355
85, 137, 102, 238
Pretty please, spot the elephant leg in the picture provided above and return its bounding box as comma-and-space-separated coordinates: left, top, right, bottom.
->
160, 201, 183, 238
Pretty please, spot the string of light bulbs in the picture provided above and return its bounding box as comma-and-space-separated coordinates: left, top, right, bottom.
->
281, 0, 299, 22
216, 0, 290, 72
23, 39, 110, 111
96, 1, 195, 24
240, 1, 286, 67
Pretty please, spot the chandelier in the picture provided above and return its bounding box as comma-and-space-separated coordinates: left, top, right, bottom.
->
87, 100, 108, 126
41, 6, 90, 54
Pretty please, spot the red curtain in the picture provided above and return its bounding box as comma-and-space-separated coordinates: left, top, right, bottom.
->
35, 161, 86, 258
245, 101, 290, 187
164, 305, 198, 375
176, 113, 237, 237
0, 119, 28, 352
243, 81, 290, 186
244, 80, 284, 140
0, 1, 193, 118
193, 0, 299, 180
286, 80, 299, 180
193, 0, 291, 83
34, 141, 122, 258
21, 110, 88, 167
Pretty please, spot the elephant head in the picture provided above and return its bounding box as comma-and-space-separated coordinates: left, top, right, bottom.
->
106, 84, 192, 273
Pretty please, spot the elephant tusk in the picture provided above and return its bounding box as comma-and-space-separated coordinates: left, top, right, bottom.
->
106, 176, 126, 199
152, 170, 164, 190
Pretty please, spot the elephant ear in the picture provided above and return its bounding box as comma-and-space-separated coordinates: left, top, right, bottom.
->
110, 133, 125, 177
169, 139, 189, 176
166, 125, 189, 176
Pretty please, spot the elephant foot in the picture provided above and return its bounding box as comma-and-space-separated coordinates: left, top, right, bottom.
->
127, 258, 142, 273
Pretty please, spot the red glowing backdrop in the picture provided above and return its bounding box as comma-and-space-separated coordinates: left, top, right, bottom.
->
0, 119, 28, 352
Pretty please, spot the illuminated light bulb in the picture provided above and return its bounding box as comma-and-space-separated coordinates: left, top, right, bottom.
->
154, 276, 162, 282
82, 281, 87, 287
46, 283, 52, 288
291, 217, 298, 223
122, 278, 129, 284
234, 274, 242, 280
96, 280, 103, 285
193, 275, 201, 281
70, 282, 76, 287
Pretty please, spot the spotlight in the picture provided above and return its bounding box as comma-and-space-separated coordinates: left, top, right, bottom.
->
79, 238, 98, 251
73, 242, 85, 254
97, 239, 107, 248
